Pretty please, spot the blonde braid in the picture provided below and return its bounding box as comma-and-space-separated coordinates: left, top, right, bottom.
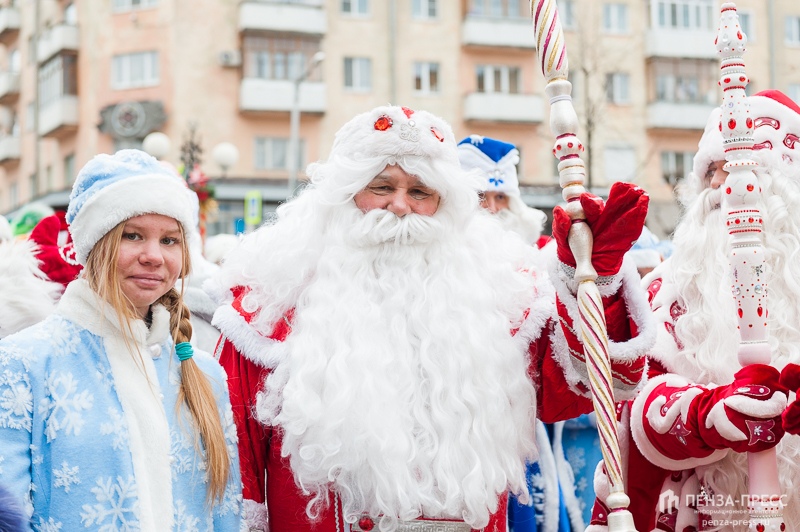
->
159, 287, 231, 504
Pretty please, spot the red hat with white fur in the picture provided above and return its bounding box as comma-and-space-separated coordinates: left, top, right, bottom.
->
692, 90, 800, 181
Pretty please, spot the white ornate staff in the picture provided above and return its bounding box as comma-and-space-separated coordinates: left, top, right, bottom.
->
530, 1, 636, 530
716, 4, 785, 530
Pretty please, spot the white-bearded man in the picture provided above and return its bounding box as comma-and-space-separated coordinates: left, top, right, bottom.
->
588, 90, 800, 532
209, 106, 654, 532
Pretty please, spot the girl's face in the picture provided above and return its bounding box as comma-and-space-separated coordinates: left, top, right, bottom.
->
116, 214, 184, 318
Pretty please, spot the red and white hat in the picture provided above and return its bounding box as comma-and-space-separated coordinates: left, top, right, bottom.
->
692, 90, 800, 184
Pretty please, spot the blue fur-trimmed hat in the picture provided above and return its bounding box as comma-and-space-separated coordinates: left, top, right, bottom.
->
66, 149, 195, 265
457, 135, 520, 195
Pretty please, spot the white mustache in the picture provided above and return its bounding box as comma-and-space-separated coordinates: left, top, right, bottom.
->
351, 209, 443, 246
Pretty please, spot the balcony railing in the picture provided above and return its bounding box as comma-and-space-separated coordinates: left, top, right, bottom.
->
239, 1, 326, 35
646, 101, 718, 130
0, 71, 20, 105
463, 92, 544, 123
39, 95, 79, 138
38, 24, 80, 64
645, 28, 718, 59
0, 6, 21, 44
462, 16, 536, 49
239, 78, 326, 113
0, 135, 20, 163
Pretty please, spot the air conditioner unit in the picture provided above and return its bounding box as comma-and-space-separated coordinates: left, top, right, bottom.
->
219, 50, 242, 68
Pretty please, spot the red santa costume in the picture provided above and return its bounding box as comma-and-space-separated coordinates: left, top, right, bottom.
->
207, 105, 655, 532
588, 90, 800, 532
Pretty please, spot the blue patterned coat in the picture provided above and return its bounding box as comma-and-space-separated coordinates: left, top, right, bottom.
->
0, 279, 243, 531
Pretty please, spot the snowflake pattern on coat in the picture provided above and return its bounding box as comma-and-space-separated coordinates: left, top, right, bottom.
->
0, 301, 243, 531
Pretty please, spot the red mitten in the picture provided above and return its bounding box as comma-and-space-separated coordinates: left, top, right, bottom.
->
552, 182, 649, 276
28, 213, 82, 288
779, 363, 800, 435
693, 364, 788, 453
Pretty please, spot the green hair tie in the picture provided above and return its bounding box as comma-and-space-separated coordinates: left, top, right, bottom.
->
175, 342, 194, 362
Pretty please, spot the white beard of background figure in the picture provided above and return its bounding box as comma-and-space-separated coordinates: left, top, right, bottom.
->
457, 135, 547, 247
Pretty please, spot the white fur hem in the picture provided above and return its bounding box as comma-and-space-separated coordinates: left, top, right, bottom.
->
243, 498, 269, 531
70, 173, 195, 265
513, 272, 557, 348
630, 374, 728, 471
549, 256, 657, 400
212, 303, 287, 368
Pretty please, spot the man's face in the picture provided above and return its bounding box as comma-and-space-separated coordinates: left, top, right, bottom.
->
705, 160, 729, 190
354, 164, 441, 217
480, 191, 510, 213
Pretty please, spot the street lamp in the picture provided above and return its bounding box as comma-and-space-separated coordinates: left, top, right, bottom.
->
287, 51, 325, 197
142, 132, 171, 160
212, 142, 239, 178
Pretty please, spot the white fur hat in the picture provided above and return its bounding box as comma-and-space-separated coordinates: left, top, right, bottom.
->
693, 90, 800, 181
66, 149, 195, 265
456, 135, 521, 195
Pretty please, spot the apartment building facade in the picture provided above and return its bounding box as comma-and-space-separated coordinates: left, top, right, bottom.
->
0, 0, 798, 237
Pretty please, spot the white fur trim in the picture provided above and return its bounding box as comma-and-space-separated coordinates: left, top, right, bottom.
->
55, 278, 174, 530
551, 421, 586, 532
242, 498, 269, 531
211, 303, 287, 368
0, 240, 61, 339
513, 269, 556, 348
630, 374, 728, 471
549, 256, 657, 400
705, 392, 788, 441
533, 421, 561, 532
70, 173, 195, 264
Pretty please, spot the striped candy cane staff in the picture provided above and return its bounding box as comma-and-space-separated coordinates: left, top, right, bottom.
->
530, 1, 636, 530
716, 4, 786, 530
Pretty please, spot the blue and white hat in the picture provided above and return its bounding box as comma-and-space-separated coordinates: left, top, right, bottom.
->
66, 149, 195, 265
457, 135, 520, 195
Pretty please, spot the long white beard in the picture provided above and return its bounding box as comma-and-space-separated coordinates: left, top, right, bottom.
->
256, 207, 540, 530
665, 169, 800, 385
662, 165, 800, 528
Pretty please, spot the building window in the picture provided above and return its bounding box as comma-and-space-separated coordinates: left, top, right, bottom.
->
476, 65, 521, 94
651, 58, 716, 104
468, 0, 526, 19
654, 0, 714, 30
414, 62, 440, 94
602, 3, 628, 33
739, 11, 753, 41
111, 51, 159, 90
605, 72, 630, 104
254, 137, 305, 170
788, 84, 800, 105
38, 54, 78, 108
112, 0, 158, 13
244, 35, 322, 81
342, 0, 368, 15
412, 0, 437, 19
29, 173, 38, 199
64, 153, 76, 186
9, 182, 17, 208
786, 16, 800, 46
561, 0, 575, 29
604, 146, 636, 183
661, 150, 693, 187
344, 57, 372, 91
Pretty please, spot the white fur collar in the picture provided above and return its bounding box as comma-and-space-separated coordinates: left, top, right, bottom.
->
57, 278, 171, 345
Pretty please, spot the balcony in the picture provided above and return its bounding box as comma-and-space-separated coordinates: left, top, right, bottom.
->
39, 95, 79, 138
240, 78, 326, 113
0, 7, 20, 44
462, 17, 536, 49
647, 101, 718, 130
0, 71, 19, 105
38, 24, 80, 64
0, 135, 20, 164
463, 92, 544, 123
239, 1, 326, 35
645, 28, 718, 59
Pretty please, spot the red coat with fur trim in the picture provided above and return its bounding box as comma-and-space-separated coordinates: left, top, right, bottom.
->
216, 260, 653, 532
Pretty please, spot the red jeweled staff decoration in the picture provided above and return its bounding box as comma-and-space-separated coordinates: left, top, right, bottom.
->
717, 4, 785, 530
531, 1, 636, 530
